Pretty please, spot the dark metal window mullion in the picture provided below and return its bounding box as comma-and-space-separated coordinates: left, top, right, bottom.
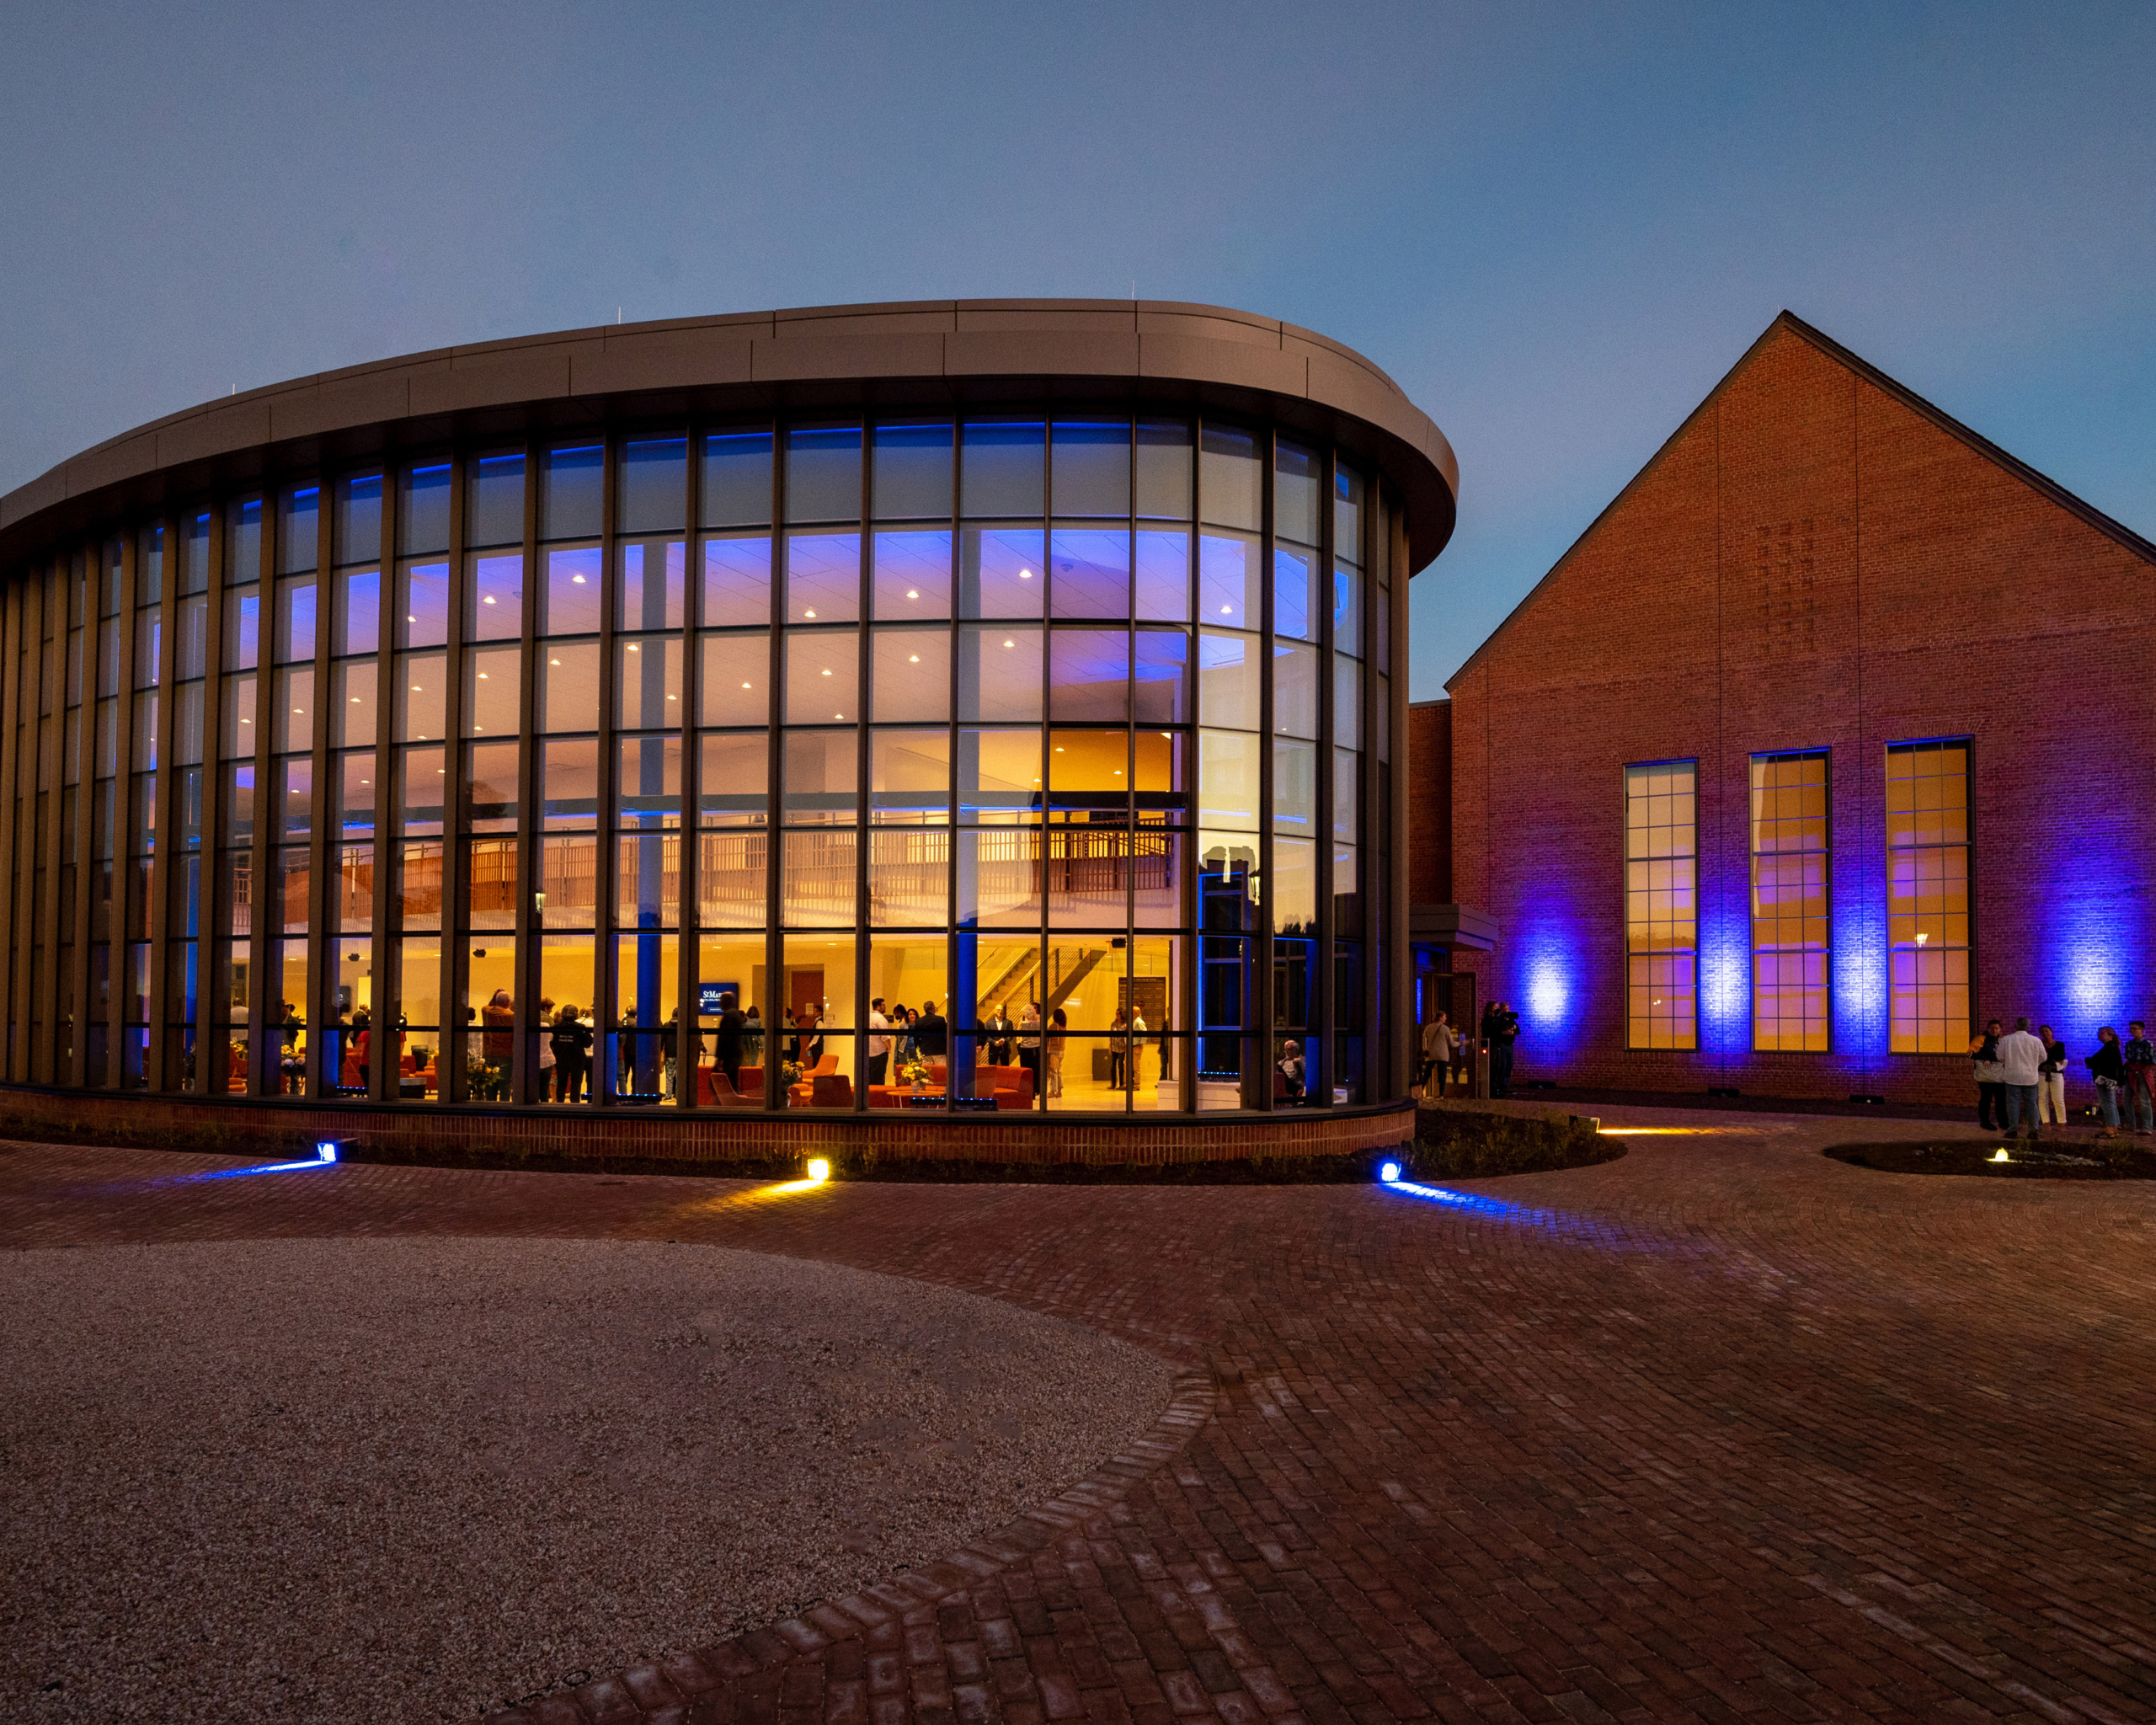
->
763, 426, 784, 1113
37, 571, 67, 1083
0, 583, 22, 1079
1313, 446, 1334, 1110
1384, 498, 1408, 1096
65, 556, 93, 1089
1038, 420, 1052, 1114
110, 532, 141, 1087
854, 422, 871, 1111
944, 420, 960, 1105
144, 517, 179, 1091
196, 505, 227, 1091
1176, 416, 1197, 1113
594, 437, 620, 1106
513, 441, 540, 1104
1124, 419, 1138, 1117
307, 488, 334, 1096
440, 457, 470, 1103
370, 473, 398, 1103
243, 499, 274, 1095
1253, 424, 1274, 1112
675, 431, 702, 1110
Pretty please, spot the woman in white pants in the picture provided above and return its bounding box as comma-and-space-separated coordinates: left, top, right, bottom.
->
2037, 1023, 2068, 1126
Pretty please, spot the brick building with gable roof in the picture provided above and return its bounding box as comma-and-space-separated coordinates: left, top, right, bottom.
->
1422, 312, 2154, 1106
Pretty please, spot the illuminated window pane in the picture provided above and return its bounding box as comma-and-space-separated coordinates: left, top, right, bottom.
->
1625, 761, 1696, 1050
1751, 750, 1829, 1052
1887, 741, 1972, 1053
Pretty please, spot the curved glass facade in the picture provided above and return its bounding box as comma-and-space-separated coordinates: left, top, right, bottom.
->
0, 409, 1403, 1114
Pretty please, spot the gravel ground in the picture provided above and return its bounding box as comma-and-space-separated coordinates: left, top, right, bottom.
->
1, 1236, 1176, 1725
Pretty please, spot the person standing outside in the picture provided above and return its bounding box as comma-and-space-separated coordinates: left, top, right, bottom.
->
2086, 1027, 2127, 1135
1970, 1019, 2007, 1130
2036, 1023, 2068, 1129
1995, 1017, 2046, 1140
867, 997, 892, 1089
2124, 1021, 2156, 1134
1419, 1012, 1453, 1102
1487, 1001, 1520, 1098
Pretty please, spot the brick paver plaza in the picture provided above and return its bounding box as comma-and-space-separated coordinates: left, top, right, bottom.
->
6, 1104, 2153, 1724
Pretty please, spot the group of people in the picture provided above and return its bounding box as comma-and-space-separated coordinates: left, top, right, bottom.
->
1416, 1001, 1523, 1101
1973, 1017, 2156, 1137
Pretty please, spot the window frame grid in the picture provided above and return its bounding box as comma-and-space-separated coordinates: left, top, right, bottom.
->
1886, 737, 1975, 1056
1747, 749, 1832, 1055
1623, 758, 1699, 1053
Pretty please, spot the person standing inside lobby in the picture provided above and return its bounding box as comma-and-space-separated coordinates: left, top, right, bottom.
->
867, 999, 892, 1088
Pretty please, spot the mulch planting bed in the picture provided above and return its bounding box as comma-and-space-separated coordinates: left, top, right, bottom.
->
1827, 1136, 2156, 1179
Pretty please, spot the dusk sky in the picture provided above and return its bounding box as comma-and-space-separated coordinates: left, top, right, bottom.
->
4, 2, 2149, 697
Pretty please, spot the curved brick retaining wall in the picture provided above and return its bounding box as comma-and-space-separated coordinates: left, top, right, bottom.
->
0, 1085, 1413, 1170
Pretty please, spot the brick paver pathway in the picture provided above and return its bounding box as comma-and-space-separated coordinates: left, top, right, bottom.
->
5, 1106, 2153, 1724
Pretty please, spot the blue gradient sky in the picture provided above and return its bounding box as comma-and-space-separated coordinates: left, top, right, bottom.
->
3, 3, 2149, 696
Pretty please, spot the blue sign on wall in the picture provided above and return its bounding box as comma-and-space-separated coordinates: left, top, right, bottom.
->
699, 982, 740, 1016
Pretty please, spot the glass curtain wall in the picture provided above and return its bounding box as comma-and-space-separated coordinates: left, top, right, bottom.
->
0, 411, 1397, 1114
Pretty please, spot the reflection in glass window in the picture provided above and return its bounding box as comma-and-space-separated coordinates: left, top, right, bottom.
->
784, 530, 862, 623
701, 534, 771, 628
1273, 546, 1316, 643
542, 446, 603, 541
278, 486, 320, 574
615, 637, 683, 729
956, 626, 1043, 724
786, 426, 862, 524
871, 729, 951, 825
1752, 751, 1830, 1052
961, 422, 1044, 517
1133, 628, 1187, 725
618, 436, 687, 534
784, 630, 859, 725
1199, 425, 1260, 529
1198, 731, 1261, 831
698, 733, 769, 829
1049, 629, 1129, 723
702, 430, 773, 529
1136, 419, 1193, 519
538, 642, 599, 734
618, 538, 686, 631
334, 474, 382, 568
1198, 530, 1257, 627
1273, 641, 1317, 740
1134, 528, 1188, 622
958, 526, 1043, 620
1625, 762, 1697, 1050
871, 628, 949, 723
872, 423, 953, 521
467, 454, 526, 547
1049, 526, 1129, 619
396, 562, 449, 649
1051, 421, 1129, 517
872, 529, 953, 620
1273, 740, 1315, 837
401, 466, 451, 556
541, 547, 603, 636
1198, 631, 1259, 731
958, 729, 1043, 825
1888, 742, 1972, 1054
699, 633, 768, 728
334, 569, 379, 657
465, 553, 522, 641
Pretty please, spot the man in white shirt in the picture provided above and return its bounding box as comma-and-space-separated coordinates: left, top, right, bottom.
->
1994, 1015, 2047, 1140
867, 998, 891, 1089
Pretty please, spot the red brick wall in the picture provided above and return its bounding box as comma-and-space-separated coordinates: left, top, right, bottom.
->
1408, 700, 1451, 906
1441, 318, 2156, 1105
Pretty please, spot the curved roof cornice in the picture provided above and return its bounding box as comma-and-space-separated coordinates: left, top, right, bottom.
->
1, 298, 1458, 572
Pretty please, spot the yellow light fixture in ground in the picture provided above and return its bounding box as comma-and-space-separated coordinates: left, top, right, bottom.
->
807, 1158, 830, 1183
1991, 1147, 2012, 1162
